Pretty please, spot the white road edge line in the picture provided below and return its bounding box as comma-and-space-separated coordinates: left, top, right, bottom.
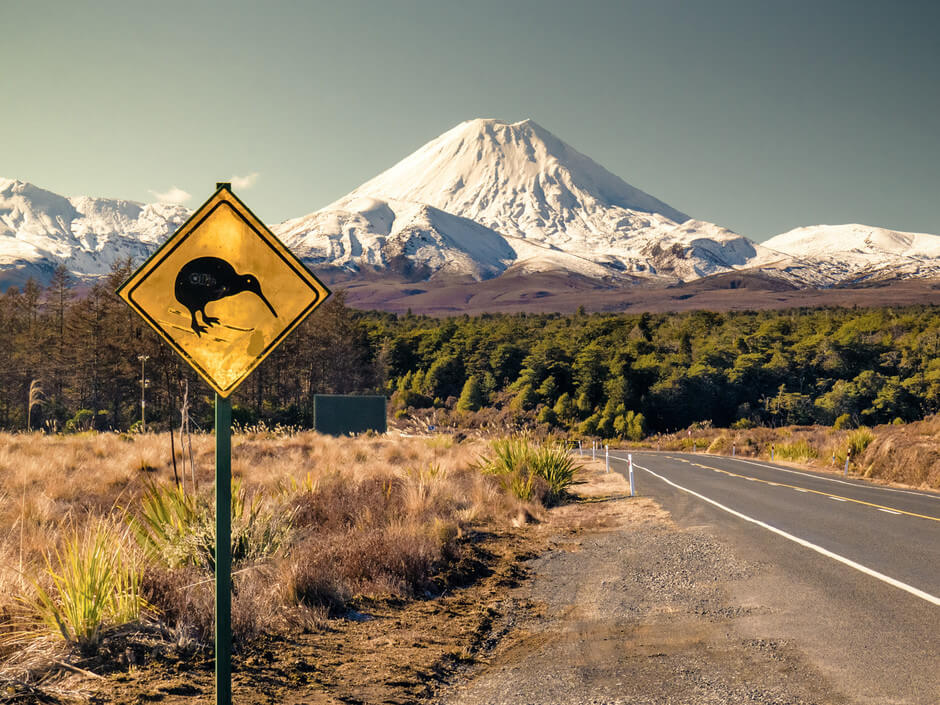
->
878, 508, 901, 515
610, 457, 940, 607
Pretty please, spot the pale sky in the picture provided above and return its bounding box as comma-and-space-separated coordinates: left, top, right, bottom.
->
2, 0, 938, 241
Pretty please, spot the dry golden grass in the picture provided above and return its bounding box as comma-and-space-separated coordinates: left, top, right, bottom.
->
633, 416, 940, 489
0, 429, 536, 676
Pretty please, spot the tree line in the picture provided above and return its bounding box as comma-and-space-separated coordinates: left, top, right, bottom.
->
367, 304, 940, 436
0, 262, 379, 432
2, 262, 938, 436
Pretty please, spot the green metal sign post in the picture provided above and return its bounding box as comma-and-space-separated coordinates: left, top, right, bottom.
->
215, 395, 232, 705
117, 184, 330, 705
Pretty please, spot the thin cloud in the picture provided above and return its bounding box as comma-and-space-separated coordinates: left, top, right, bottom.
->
230, 172, 260, 190
149, 186, 192, 205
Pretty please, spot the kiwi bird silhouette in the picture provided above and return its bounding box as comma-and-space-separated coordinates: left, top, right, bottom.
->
174, 257, 277, 336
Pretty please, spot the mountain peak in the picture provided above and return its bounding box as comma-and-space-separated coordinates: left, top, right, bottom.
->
332, 118, 690, 244
453, 117, 547, 136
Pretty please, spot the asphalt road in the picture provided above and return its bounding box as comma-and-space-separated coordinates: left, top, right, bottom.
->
609, 450, 940, 705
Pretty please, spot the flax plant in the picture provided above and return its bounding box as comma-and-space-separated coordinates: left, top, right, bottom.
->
127, 480, 291, 571
528, 442, 580, 505
26, 522, 147, 652
477, 437, 581, 505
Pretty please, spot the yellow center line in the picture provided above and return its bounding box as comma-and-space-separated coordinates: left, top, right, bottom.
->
683, 460, 940, 523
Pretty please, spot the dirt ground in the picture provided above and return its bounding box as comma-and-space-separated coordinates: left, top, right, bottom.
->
37, 462, 850, 704
432, 467, 849, 705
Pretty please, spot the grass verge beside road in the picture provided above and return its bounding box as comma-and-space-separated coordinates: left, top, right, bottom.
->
0, 431, 573, 702
623, 416, 940, 489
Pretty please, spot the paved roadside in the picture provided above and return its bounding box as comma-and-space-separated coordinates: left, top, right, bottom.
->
612, 451, 940, 705
434, 464, 850, 705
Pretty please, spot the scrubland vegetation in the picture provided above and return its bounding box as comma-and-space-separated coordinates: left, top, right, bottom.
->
377, 306, 940, 437
2, 266, 938, 701
3, 262, 940, 442
0, 431, 579, 694
639, 416, 940, 488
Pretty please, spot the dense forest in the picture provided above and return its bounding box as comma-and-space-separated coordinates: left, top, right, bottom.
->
2, 261, 939, 436
0, 262, 379, 433
368, 302, 940, 436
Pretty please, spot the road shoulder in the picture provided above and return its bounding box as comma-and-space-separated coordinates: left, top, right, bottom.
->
435, 462, 851, 705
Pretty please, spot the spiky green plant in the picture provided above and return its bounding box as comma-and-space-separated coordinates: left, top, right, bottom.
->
127, 480, 205, 568
28, 522, 147, 652
529, 442, 580, 505
847, 428, 875, 457
476, 437, 532, 477
127, 480, 291, 571
774, 440, 819, 462
505, 469, 537, 502
477, 437, 582, 505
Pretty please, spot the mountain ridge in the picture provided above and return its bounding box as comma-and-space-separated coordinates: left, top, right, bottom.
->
2, 119, 939, 296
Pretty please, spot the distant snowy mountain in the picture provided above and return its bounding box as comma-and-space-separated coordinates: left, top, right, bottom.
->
2, 119, 940, 294
0, 178, 189, 283
762, 224, 940, 283
280, 119, 781, 282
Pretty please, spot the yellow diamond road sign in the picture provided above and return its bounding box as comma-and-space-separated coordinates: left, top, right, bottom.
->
118, 184, 330, 397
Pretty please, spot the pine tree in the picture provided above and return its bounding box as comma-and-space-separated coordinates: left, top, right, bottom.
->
456, 375, 484, 412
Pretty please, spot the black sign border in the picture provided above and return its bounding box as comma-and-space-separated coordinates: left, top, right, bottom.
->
117, 186, 331, 397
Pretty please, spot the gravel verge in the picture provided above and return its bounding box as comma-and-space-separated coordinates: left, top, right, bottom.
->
434, 465, 851, 705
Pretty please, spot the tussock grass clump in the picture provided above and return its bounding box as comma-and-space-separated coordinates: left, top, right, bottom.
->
774, 439, 819, 462
18, 521, 147, 654
128, 480, 291, 571
529, 443, 581, 505
706, 436, 732, 454
477, 437, 581, 505
846, 428, 875, 458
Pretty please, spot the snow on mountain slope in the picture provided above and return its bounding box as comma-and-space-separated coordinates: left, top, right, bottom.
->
765, 224, 940, 260
277, 197, 516, 280
763, 224, 940, 283
0, 178, 189, 278
285, 119, 782, 282
275, 195, 614, 281
332, 118, 689, 245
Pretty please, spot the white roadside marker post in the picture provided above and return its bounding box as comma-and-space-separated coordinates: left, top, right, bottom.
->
579, 440, 583, 457
628, 453, 635, 497
592, 440, 596, 461
844, 449, 851, 477
605, 444, 609, 473
732, 442, 736, 457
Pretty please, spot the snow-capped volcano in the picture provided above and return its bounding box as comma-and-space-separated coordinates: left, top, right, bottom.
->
281, 119, 778, 281
2, 119, 939, 295
336, 118, 689, 239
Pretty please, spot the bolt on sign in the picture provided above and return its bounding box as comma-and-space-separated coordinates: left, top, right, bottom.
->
117, 183, 330, 397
